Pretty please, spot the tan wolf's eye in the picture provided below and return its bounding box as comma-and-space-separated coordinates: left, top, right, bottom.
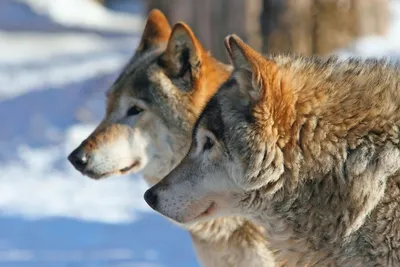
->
203, 136, 214, 151
126, 106, 143, 116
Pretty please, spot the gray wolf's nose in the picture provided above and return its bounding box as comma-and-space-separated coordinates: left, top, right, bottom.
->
144, 189, 158, 210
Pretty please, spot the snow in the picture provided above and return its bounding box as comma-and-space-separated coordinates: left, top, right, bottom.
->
0, 129, 150, 223
18, 0, 143, 33
334, 0, 400, 59
0, 248, 136, 262
0, 23, 151, 225
0, 31, 133, 64
0, 1, 198, 266
1, 0, 400, 266
0, 37, 131, 100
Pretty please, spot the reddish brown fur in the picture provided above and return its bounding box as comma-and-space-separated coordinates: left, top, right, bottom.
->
190, 52, 232, 116
161, 22, 232, 120
227, 36, 296, 146
82, 124, 130, 152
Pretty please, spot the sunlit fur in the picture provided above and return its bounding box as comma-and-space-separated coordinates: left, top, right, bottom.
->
149, 34, 400, 266
69, 11, 276, 267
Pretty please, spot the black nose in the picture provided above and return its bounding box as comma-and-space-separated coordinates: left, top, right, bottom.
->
68, 147, 89, 172
144, 189, 158, 210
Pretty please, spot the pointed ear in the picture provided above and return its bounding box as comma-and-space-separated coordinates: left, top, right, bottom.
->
224, 34, 257, 70
163, 22, 204, 78
224, 35, 272, 103
136, 9, 171, 52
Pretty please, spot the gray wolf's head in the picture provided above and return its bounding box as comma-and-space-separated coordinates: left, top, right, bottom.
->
68, 10, 231, 181
145, 35, 293, 223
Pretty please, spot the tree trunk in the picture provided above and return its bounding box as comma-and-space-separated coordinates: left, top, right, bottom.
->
261, 0, 390, 55
147, 0, 390, 59
147, 0, 249, 63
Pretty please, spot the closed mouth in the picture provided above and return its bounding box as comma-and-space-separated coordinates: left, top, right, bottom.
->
119, 160, 140, 174
191, 202, 216, 221
84, 160, 140, 180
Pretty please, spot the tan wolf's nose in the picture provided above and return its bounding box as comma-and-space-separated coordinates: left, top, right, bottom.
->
68, 147, 89, 172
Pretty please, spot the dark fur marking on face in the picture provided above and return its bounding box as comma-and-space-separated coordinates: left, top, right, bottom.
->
109, 48, 165, 99
193, 77, 241, 143
194, 97, 220, 139
193, 95, 232, 162
132, 72, 150, 93
222, 78, 238, 90
204, 99, 225, 141
216, 77, 255, 125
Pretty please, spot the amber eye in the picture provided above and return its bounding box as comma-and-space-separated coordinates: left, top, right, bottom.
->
203, 136, 214, 151
126, 106, 143, 116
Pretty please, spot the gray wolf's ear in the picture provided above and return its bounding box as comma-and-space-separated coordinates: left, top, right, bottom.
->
224, 34, 276, 103
224, 34, 253, 70
136, 9, 171, 52
225, 35, 294, 146
164, 22, 204, 78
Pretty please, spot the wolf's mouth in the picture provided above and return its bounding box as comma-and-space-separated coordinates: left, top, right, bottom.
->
191, 202, 216, 221
119, 160, 140, 174
85, 160, 140, 180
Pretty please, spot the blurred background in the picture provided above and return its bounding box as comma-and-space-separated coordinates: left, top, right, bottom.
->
0, 0, 399, 266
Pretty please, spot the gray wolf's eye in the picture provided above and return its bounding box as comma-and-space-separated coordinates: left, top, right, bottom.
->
126, 106, 143, 116
203, 136, 214, 151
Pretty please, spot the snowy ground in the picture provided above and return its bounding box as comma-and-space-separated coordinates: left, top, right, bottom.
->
0, 0, 400, 266
0, 1, 196, 267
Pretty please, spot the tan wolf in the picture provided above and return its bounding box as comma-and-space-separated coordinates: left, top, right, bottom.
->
68, 11, 275, 267
145, 34, 400, 267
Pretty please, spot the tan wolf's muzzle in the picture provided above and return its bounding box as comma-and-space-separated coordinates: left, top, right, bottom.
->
68, 124, 139, 179
68, 145, 90, 174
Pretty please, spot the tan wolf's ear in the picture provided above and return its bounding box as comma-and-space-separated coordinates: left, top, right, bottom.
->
224, 34, 275, 103
136, 9, 171, 52
163, 22, 204, 78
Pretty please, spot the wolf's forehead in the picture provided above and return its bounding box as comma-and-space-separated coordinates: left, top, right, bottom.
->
107, 49, 163, 96
194, 97, 225, 140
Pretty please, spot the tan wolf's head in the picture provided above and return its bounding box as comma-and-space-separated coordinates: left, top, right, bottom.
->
68, 10, 231, 180
144, 35, 293, 224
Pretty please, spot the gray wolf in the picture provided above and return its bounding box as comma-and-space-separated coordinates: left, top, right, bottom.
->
145, 34, 400, 266
68, 11, 275, 267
